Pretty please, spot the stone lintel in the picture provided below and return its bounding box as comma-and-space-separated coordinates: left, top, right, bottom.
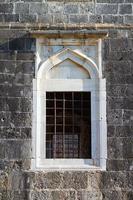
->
30, 30, 108, 39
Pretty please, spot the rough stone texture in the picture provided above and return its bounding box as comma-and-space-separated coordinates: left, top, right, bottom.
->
0, 0, 132, 200
0, 1, 131, 24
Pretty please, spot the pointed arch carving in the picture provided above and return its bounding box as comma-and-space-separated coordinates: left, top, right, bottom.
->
37, 48, 99, 79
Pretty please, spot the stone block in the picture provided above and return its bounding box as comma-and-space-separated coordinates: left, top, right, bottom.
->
25, 38, 36, 51
0, 3, 13, 14
38, 14, 53, 24
89, 15, 102, 23
16, 52, 35, 61
34, 172, 62, 189
0, 30, 28, 39
5, 97, 20, 112
123, 110, 133, 126
125, 16, 133, 24
107, 159, 132, 171
107, 84, 126, 98
125, 85, 133, 98
0, 172, 8, 190
20, 14, 36, 23
10, 112, 31, 127
0, 141, 6, 159
104, 61, 131, 75
51, 191, 76, 200
30, 191, 51, 200
103, 15, 123, 24
15, 3, 29, 14
107, 125, 115, 137
115, 126, 133, 137
107, 109, 123, 125
97, 0, 124, 2
24, 86, 32, 98
15, 61, 34, 75
9, 38, 25, 51
0, 52, 16, 61
107, 138, 123, 159
77, 191, 103, 200
0, 39, 8, 51
19, 98, 32, 112
30, 3, 48, 15
6, 140, 32, 159
87, 172, 102, 191
0, 112, 10, 127
0, 61, 16, 73
20, 127, 32, 139
79, 2, 94, 14
53, 14, 69, 24
123, 138, 133, 159
107, 97, 133, 110
96, 4, 118, 14
8, 171, 24, 191
13, 73, 33, 86
125, 74, 133, 84
127, 172, 133, 190
64, 4, 79, 14
0, 127, 20, 139
0, 98, 6, 111
4, 14, 19, 22
48, 2, 64, 14
119, 4, 132, 14
102, 190, 125, 200
110, 38, 133, 51
69, 15, 88, 23
101, 172, 128, 190
62, 171, 88, 189
104, 72, 126, 84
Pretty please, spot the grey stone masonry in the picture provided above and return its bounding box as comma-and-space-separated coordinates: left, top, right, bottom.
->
0, 0, 132, 200
0, 1, 132, 24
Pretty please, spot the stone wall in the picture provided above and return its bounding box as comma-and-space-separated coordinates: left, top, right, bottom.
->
0, 0, 132, 200
0, 0, 132, 24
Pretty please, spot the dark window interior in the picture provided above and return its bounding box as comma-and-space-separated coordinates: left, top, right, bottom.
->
46, 92, 91, 159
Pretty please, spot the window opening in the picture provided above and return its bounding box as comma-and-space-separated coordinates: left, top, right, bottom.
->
46, 92, 91, 159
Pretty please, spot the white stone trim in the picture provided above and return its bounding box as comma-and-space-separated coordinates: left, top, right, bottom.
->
32, 42, 107, 170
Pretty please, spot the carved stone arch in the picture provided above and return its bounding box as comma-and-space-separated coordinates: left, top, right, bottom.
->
37, 48, 99, 79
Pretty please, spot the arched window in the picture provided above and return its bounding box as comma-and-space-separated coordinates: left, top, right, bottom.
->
32, 37, 107, 170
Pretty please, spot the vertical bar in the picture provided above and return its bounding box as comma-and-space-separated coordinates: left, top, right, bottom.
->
72, 92, 74, 158
63, 92, 65, 158
80, 92, 83, 158
54, 92, 56, 158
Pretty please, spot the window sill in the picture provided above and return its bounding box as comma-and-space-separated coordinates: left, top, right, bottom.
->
32, 158, 106, 171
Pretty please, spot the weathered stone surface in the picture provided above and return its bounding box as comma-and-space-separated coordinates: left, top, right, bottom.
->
0, 3, 13, 14
103, 15, 123, 24
64, 4, 79, 14
69, 15, 88, 23
89, 15, 102, 23
15, 3, 29, 15
107, 159, 133, 171
96, 4, 118, 14
62, 171, 88, 189
29, 3, 48, 15
77, 191, 103, 200
107, 109, 123, 125
119, 4, 132, 14
51, 191, 76, 200
34, 172, 62, 189
0, 1, 132, 200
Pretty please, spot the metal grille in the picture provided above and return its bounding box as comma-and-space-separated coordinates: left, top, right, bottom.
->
46, 92, 91, 159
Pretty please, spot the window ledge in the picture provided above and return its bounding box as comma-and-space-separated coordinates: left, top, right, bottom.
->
31, 159, 106, 171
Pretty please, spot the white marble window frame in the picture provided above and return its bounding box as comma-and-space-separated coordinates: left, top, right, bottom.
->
31, 39, 107, 170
